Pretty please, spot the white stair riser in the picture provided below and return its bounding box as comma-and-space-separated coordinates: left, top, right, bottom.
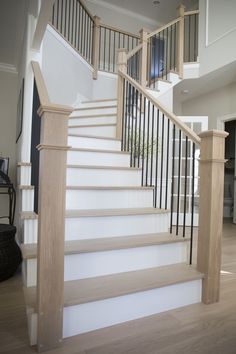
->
71, 107, 117, 117
21, 190, 34, 212
167, 72, 181, 85
69, 116, 117, 126
23, 242, 188, 287
66, 168, 141, 187
68, 136, 121, 150
67, 150, 130, 167
65, 213, 169, 240
68, 125, 116, 138
157, 80, 172, 93
28, 279, 202, 345
66, 189, 153, 209
17, 165, 31, 185
23, 219, 38, 244
79, 100, 117, 108
63, 280, 201, 337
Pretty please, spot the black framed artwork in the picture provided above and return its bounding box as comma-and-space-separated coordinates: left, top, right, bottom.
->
16, 79, 24, 143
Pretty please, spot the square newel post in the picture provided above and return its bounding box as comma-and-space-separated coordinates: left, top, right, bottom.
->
116, 48, 127, 140
92, 16, 101, 80
139, 28, 148, 88
37, 104, 73, 352
176, 4, 185, 78
197, 130, 228, 304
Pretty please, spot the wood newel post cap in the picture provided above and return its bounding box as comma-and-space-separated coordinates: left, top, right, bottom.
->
198, 130, 229, 161
177, 3, 186, 16
139, 28, 149, 41
93, 15, 101, 26
37, 104, 73, 117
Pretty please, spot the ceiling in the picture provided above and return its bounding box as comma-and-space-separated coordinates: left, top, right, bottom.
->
97, 0, 199, 24
0, 0, 28, 70
174, 60, 236, 104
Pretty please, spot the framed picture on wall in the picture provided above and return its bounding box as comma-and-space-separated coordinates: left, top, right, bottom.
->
16, 79, 24, 143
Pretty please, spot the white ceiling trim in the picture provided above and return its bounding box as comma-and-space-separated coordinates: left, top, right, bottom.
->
0, 63, 18, 75
86, 0, 163, 28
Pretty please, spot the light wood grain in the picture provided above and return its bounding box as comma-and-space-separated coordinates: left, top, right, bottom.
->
68, 147, 129, 154
68, 133, 120, 141
197, 130, 229, 304
65, 207, 169, 218
116, 49, 127, 139
147, 17, 181, 39
31, 61, 50, 106
139, 29, 148, 88
176, 4, 185, 78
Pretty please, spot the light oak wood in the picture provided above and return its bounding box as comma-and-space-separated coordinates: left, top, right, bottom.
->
100, 23, 140, 40
176, 4, 185, 78
139, 28, 148, 88
74, 105, 117, 111
197, 130, 229, 304
22, 233, 190, 259
67, 164, 141, 171
184, 10, 200, 16
24, 263, 203, 310
116, 49, 128, 139
70, 113, 116, 119
68, 133, 120, 141
18, 185, 34, 190
81, 98, 117, 103
31, 62, 50, 106
69, 147, 129, 155
21, 211, 38, 220
126, 43, 143, 60
65, 207, 169, 218
92, 16, 101, 80
36, 104, 73, 352
118, 71, 201, 145
147, 17, 181, 39
17, 162, 32, 167
69, 123, 116, 128
1, 223, 236, 354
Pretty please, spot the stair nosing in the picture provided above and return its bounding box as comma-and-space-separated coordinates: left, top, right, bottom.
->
66, 185, 154, 190
21, 233, 190, 260
69, 123, 116, 128
65, 207, 169, 218
69, 113, 117, 119
68, 134, 120, 141
74, 105, 117, 111
24, 264, 203, 309
68, 147, 129, 155
81, 98, 117, 104
67, 164, 141, 171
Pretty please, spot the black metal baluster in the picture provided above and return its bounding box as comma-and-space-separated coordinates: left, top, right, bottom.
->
138, 92, 142, 168
103, 28, 106, 71
165, 119, 170, 209
113, 31, 116, 72
134, 89, 138, 167
130, 86, 135, 166
145, 101, 150, 186
78, 2, 81, 52
154, 108, 160, 207
75, 0, 79, 51
170, 124, 176, 233
174, 23, 177, 70
183, 136, 188, 237
188, 15, 191, 62
108, 29, 111, 72
56, 0, 59, 29
98, 26, 101, 69
150, 104, 155, 186
68, 0, 71, 43
124, 81, 129, 151
81, 8, 84, 56
194, 14, 197, 61
52, 2, 55, 25
154, 35, 157, 89
170, 25, 172, 71
64, 0, 68, 38
141, 98, 146, 186
165, 28, 168, 80
190, 142, 195, 264
121, 79, 126, 151
159, 113, 165, 208
127, 83, 132, 152
176, 129, 182, 235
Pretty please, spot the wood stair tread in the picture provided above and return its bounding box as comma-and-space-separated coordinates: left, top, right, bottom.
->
66, 185, 154, 190
65, 207, 169, 218
21, 233, 190, 260
68, 147, 129, 155
20, 212, 38, 220
69, 113, 117, 119
81, 98, 117, 103
67, 164, 141, 170
69, 123, 116, 128
74, 105, 117, 111
24, 264, 203, 309
68, 134, 120, 141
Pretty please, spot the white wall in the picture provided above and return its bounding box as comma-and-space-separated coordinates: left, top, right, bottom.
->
84, 0, 159, 35
199, 0, 236, 76
181, 82, 236, 129
92, 71, 117, 100
42, 26, 94, 106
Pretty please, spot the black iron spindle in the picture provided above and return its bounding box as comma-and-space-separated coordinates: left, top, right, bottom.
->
154, 108, 160, 207
145, 101, 151, 186
165, 119, 170, 209
176, 129, 182, 235
183, 136, 188, 237
130, 86, 135, 166
141, 98, 146, 186
150, 104, 155, 186
170, 124, 176, 233
137, 93, 142, 168
134, 89, 138, 167
159, 113, 165, 208
190, 142, 195, 264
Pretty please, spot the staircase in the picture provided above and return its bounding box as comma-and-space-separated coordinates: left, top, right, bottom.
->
22, 97, 203, 345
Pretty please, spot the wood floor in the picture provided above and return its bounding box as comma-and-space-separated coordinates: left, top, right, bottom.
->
1, 221, 236, 354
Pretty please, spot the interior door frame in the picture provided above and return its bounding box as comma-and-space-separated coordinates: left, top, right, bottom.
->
217, 113, 236, 224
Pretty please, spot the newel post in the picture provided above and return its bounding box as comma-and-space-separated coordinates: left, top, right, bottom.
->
197, 130, 228, 304
92, 15, 101, 80
116, 48, 127, 140
176, 4, 185, 78
139, 28, 148, 88
37, 104, 73, 352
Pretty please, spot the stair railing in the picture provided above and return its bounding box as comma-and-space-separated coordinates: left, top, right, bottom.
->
31, 61, 72, 352
117, 49, 228, 305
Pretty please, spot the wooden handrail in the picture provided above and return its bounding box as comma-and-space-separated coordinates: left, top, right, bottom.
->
127, 43, 143, 60
184, 10, 199, 16
147, 17, 181, 39
31, 61, 50, 105
100, 22, 140, 39
118, 70, 201, 145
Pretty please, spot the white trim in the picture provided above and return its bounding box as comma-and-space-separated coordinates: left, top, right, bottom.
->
217, 113, 236, 131
205, 0, 236, 47
86, 0, 162, 29
97, 70, 117, 79
46, 25, 94, 73
0, 63, 18, 74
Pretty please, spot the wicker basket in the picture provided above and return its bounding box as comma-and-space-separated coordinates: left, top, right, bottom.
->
0, 224, 22, 281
